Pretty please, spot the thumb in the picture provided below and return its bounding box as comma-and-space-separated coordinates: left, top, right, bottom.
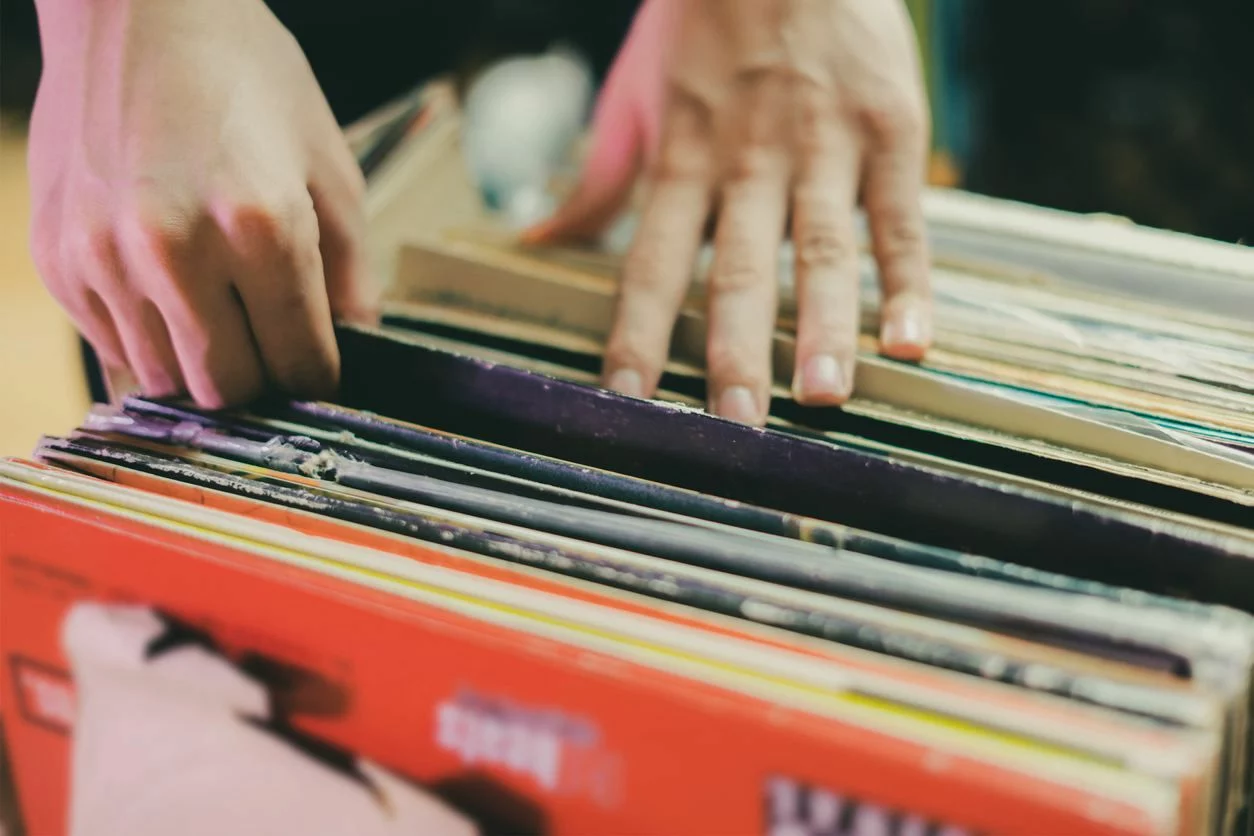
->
520, 64, 647, 245
522, 0, 678, 245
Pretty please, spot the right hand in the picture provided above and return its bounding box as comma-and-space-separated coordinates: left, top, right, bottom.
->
526, 0, 933, 425
29, 0, 380, 408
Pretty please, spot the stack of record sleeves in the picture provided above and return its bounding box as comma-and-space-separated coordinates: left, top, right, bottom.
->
1, 79, 1251, 836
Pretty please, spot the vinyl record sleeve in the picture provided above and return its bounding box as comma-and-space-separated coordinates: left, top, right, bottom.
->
0, 473, 1188, 836
43, 426, 1246, 686
6, 455, 1222, 782
31, 432, 1253, 831
131, 397, 1223, 617
330, 324, 1254, 614
30, 439, 1226, 725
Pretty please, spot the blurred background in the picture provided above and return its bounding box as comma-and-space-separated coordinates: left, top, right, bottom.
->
1, 0, 1252, 456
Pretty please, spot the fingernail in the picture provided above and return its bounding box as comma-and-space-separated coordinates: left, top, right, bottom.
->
882, 306, 928, 350
792, 354, 846, 402
716, 386, 762, 425
338, 305, 381, 328
606, 368, 644, 398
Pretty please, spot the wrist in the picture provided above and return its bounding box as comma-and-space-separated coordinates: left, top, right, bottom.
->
33, 0, 119, 69
32, 0, 230, 66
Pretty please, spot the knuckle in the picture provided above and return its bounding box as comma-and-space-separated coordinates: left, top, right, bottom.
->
228, 192, 319, 261
871, 208, 926, 259
794, 223, 855, 273
725, 147, 777, 183
861, 96, 926, 147
709, 241, 767, 296
794, 115, 828, 159
709, 262, 763, 295
66, 226, 121, 273
621, 249, 675, 300
229, 202, 285, 245
651, 149, 704, 186
604, 329, 661, 377
792, 87, 835, 156
861, 106, 902, 145
124, 207, 197, 271
650, 129, 710, 185
737, 81, 787, 148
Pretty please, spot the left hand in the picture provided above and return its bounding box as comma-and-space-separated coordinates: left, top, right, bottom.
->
525, 0, 933, 425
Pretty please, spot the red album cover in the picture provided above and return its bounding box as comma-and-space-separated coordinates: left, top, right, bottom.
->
0, 480, 1173, 836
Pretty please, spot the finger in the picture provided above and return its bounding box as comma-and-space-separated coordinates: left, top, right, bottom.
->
862, 100, 932, 360
705, 168, 789, 425
521, 0, 679, 245
116, 204, 266, 409
790, 118, 863, 405
220, 192, 342, 400
164, 284, 266, 410
47, 281, 130, 382
602, 101, 713, 399
31, 193, 130, 375
77, 289, 131, 378
306, 96, 382, 327
101, 294, 186, 399
36, 256, 130, 376
309, 165, 380, 327
63, 223, 183, 396
704, 71, 792, 426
